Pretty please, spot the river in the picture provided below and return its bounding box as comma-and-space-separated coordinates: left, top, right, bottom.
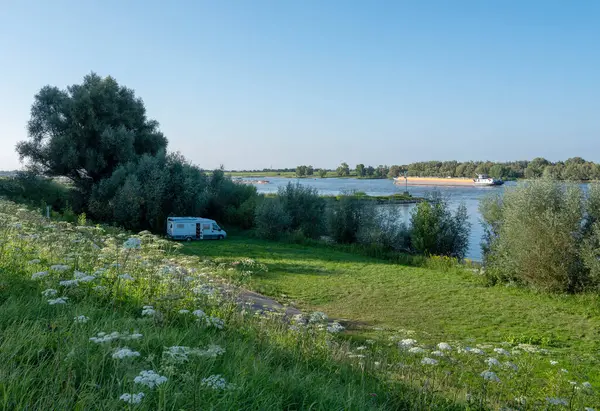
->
241, 176, 518, 261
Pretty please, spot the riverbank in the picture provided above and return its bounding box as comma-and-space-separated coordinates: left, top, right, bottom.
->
263, 192, 424, 204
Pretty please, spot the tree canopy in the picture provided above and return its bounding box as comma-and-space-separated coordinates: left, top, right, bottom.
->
17, 73, 167, 192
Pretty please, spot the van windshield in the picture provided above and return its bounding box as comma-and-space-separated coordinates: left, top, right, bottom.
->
212, 223, 220, 231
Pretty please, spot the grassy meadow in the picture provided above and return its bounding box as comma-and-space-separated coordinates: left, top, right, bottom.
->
0, 200, 458, 410
2, 199, 600, 410
184, 234, 600, 409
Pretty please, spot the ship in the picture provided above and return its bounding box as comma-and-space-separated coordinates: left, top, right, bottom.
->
473, 174, 504, 186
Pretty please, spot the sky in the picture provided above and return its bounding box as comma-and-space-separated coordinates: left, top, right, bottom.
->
1, 0, 599, 170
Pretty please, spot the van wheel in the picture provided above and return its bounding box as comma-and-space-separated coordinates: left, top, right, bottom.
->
218, 235, 224, 240
185, 237, 192, 242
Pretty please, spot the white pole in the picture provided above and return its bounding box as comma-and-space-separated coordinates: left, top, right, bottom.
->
46, 205, 50, 219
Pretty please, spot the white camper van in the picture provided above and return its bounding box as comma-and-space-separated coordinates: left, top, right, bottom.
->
166, 217, 227, 241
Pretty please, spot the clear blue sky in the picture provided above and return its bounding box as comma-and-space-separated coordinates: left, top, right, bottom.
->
1, 1, 599, 170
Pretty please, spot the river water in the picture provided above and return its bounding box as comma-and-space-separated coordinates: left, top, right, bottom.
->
242, 176, 518, 261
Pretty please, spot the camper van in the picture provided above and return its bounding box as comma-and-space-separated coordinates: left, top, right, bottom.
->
166, 217, 227, 241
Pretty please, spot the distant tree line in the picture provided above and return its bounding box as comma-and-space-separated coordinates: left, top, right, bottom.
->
249, 158, 600, 181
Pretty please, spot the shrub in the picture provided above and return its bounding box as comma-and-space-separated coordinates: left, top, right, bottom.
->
255, 197, 291, 240
327, 194, 373, 244
278, 183, 326, 239
410, 194, 470, 258
480, 180, 588, 292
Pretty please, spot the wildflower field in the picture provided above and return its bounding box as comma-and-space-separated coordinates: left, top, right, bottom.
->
1, 199, 599, 410
186, 236, 600, 410
0, 199, 454, 410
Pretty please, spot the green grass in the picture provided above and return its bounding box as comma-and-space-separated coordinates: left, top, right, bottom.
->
184, 234, 600, 393
0, 200, 459, 410
184, 235, 600, 348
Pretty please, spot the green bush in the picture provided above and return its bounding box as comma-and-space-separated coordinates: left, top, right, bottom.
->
277, 183, 326, 239
410, 194, 470, 258
255, 197, 291, 240
480, 180, 599, 293
327, 194, 373, 244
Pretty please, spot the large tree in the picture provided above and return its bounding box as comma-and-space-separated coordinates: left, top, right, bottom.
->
17, 73, 167, 194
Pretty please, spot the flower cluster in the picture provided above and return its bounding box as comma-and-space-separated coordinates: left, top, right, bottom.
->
134, 370, 167, 388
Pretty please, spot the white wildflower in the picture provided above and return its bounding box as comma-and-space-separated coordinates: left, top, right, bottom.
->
50, 265, 70, 272
356, 346, 367, 351
59, 279, 79, 287
465, 347, 485, 355
89, 331, 120, 343
128, 333, 143, 340
408, 347, 425, 354
584, 408, 595, 411
134, 370, 167, 388
28, 259, 41, 264
199, 344, 226, 358
327, 322, 345, 333
493, 347, 510, 356
93, 285, 107, 292
546, 398, 568, 406
399, 338, 417, 348
201, 374, 233, 391
192, 309, 206, 319
123, 238, 142, 249
74, 315, 89, 323
205, 316, 225, 329
141, 306, 156, 316
481, 370, 501, 382
561, 368, 568, 373
112, 347, 141, 360
421, 357, 438, 365
437, 342, 452, 351
41, 288, 57, 297
118, 273, 134, 281
73, 271, 87, 279
486, 357, 501, 367
503, 361, 518, 371
431, 350, 445, 357
582, 382, 593, 389
550, 360, 559, 365
163, 346, 190, 364
48, 297, 68, 305
32, 271, 49, 280
178, 309, 190, 314
120, 392, 145, 404
309, 311, 328, 323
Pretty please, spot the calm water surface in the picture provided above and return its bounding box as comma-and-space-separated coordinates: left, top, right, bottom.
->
243, 176, 518, 261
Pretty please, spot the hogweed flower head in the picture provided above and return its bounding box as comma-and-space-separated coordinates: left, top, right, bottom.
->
421, 357, 438, 365
437, 342, 452, 351
118, 273, 134, 281
32, 271, 49, 280
134, 370, 167, 388
141, 306, 156, 316
120, 393, 144, 404
50, 265, 70, 272
48, 297, 68, 305
481, 370, 501, 382
112, 347, 141, 360
546, 398, 568, 406
74, 315, 89, 323
201, 374, 234, 391
486, 357, 501, 367
41, 288, 57, 297
493, 347, 511, 356
327, 322, 345, 333
123, 238, 142, 249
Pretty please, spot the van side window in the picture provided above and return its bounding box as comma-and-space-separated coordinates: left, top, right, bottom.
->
203, 224, 211, 230
176, 224, 184, 229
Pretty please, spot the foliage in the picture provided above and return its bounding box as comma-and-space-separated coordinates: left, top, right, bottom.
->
410, 194, 470, 258
480, 180, 600, 293
355, 164, 366, 177
16, 73, 167, 197
327, 193, 373, 243
336, 162, 350, 177
2, 200, 447, 410
0, 173, 72, 211
277, 183, 326, 239
254, 197, 291, 240
318, 169, 327, 178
